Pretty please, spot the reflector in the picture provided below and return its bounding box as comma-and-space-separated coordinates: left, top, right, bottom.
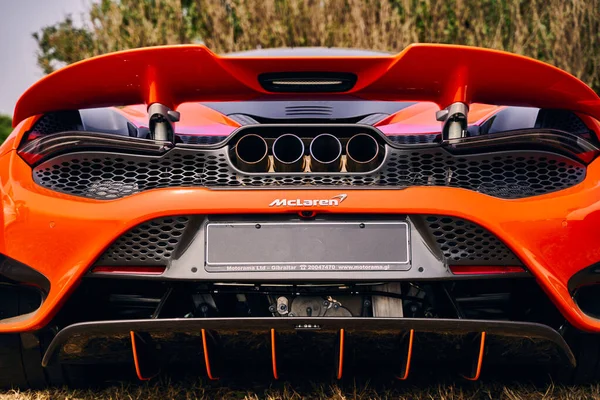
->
449, 266, 525, 275
91, 266, 166, 275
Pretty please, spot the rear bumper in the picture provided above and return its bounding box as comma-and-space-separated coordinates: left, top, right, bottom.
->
2, 151, 600, 332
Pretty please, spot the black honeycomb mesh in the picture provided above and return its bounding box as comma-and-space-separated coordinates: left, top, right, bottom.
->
177, 135, 228, 145
421, 215, 521, 266
35, 150, 237, 199
33, 146, 586, 200
387, 134, 439, 144
96, 216, 190, 266
29, 111, 81, 135
94, 214, 518, 267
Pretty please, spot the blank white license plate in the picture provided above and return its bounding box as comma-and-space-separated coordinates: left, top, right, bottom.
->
205, 221, 410, 272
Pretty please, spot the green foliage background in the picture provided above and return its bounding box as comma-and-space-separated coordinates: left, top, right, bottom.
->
32, 0, 600, 93
2, 0, 599, 142
0, 115, 11, 143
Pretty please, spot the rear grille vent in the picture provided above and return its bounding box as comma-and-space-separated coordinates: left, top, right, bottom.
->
93, 215, 519, 268
285, 105, 333, 117
33, 147, 586, 200
177, 135, 229, 145
96, 216, 191, 266
387, 134, 439, 144
420, 216, 521, 266
29, 111, 81, 135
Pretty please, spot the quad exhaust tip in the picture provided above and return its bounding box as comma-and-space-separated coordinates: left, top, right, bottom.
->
234, 134, 270, 172
235, 132, 381, 173
309, 133, 343, 172
346, 133, 381, 172
273, 134, 305, 172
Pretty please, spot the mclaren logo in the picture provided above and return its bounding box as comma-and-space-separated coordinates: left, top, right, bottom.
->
269, 194, 347, 207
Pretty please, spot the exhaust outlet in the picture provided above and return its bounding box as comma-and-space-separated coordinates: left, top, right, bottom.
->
273, 134, 305, 172
234, 134, 270, 172
345, 133, 381, 172
309, 133, 342, 172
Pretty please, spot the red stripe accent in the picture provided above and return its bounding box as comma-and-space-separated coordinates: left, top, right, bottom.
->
337, 329, 345, 380
449, 265, 525, 275
464, 332, 486, 381
92, 266, 166, 275
396, 329, 414, 381
201, 329, 219, 381
271, 329, 279, 380
130, 331, 152, 381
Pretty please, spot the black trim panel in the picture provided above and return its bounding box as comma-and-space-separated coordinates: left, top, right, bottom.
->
41, 317, 575, 367
0, 254, 50, 294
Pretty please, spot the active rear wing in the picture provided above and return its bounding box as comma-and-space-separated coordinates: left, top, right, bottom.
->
14, 43, 600, 139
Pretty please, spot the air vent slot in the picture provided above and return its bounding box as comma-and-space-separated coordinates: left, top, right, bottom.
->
258, 72, 357, 93
285, 105, 333, 117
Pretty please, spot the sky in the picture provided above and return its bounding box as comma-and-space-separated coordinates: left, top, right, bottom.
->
0, 0, 89, 117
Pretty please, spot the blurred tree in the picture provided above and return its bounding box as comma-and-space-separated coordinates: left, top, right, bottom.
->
33, 17, 94, 74
0, 115, 12, 143
33, 0, 600, 93
33, 0, 199, 74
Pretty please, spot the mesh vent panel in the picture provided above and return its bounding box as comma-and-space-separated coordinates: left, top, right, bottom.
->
387, 134, 439, 144
30, 112, 81, 135
96, 216, 190, 265
33, 147, 586, 200
95, 215, 519, 267
422, 216, 521, 266
177, 135, 229, 145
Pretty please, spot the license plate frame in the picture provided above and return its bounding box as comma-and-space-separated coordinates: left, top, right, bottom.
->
204, 220, 410, 272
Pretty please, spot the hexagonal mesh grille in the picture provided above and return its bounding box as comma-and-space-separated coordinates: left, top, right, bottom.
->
30, 111, 81, 135
380, 150, 585, 198
96, 216, 190, 266
177, 135, 229, 145
33, 146, 586, 200
96, 214, 518, 267
387, 134, 439, 144
421, 215, 521, 266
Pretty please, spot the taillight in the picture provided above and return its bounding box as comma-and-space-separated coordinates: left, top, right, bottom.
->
18, 132, 171, 166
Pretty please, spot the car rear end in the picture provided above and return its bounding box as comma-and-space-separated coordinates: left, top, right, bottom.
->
1, 44, 600, 387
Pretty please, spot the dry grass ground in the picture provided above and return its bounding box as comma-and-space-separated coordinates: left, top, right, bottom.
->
2, 380, 600, 400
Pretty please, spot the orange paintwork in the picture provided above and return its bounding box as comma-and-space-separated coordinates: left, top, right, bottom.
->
337, 329, 345, 380
130, 331, 153, 381
463, 332, 486, 381
271, 329, 278, 380
396, 329, 414, 381
375, 102, 504, 134
201, 329, 218, 380
12, 44, 600, 127
2, 128, 600, 333
116, 102, 240, 131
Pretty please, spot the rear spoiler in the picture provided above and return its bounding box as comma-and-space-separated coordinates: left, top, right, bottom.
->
14, 43, 600, 134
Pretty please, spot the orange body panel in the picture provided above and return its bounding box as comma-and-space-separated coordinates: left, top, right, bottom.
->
2, 120, 600, 334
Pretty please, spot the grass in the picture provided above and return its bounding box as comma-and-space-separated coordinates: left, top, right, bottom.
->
2, 379, 600, 399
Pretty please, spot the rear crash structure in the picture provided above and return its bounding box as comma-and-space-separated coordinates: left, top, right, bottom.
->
2, 44, 600, 387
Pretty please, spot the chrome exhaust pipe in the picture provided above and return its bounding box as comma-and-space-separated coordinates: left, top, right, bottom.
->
309, 133, 342, 172
234, 134, 270, 172
273, 134, 305, 172
345, 133, 381, 172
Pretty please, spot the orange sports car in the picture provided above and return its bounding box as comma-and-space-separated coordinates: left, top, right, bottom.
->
1, 44, 600, 387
